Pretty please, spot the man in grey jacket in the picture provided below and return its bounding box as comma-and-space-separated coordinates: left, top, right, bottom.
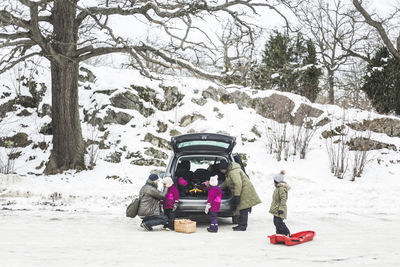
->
138, 174, 170, 231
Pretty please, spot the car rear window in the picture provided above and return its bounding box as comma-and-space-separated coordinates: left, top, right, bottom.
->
177, 140, 230, 149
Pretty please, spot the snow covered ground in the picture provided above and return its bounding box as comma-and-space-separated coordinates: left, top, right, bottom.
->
1, 208, 399, 267
1, 162, 400, 266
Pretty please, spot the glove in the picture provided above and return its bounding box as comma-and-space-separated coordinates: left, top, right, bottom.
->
278, 210, 284, 215
172, 203, 178, 212
204, 203, 211, 214
232, 196, 240, 209
248, 207, 252, 214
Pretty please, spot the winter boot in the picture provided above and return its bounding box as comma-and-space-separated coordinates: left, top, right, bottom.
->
207, 227, 218, 233
232, 225, 246, 231
140, 222, 153, 231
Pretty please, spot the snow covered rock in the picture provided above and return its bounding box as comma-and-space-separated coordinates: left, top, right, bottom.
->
348, 118, 400, 137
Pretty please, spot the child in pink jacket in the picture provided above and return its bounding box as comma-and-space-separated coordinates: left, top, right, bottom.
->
162, 177, 179, 230
205, 175, 222, 233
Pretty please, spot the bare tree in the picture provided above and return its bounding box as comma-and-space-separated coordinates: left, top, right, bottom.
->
353, 0, 400, 61
0, 0, 289, 174
215, 19, 261, 85
335, 58, 372, 109
290, 0, 370, 104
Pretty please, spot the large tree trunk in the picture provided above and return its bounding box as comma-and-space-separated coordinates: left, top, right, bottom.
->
45, 0, 85, 174
328, 69, 335, 104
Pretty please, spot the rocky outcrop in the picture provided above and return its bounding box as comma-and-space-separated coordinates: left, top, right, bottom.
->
158, 85, 184, 111
179, 113, 206, 127
105, 151, 122, 163
0, 99, 17, 118
230, 91, 253, 109
131, 85, 184, 111
191, 98, 207, 106
79, 66, 96, 83
130, 158, 166, 167
17, 96, 37, 109
201, 86, 228, 102
110, 91, 155, 117
157, 121, 168, 133
144, 147, 168, 159
321, 126, 345, 139
0, 133, 32, 148
102, 109, 133, 125
38, 103, 52, 118
39, 123, 52, 135
293, 104, 324, 126
110, 85, 184, 116
170, 129, 181, 137
253, 94, 295, 124
144, 133, 171, 150
94, 89, 117, 96
316, 117, 331, 127
17, 109, 32, 117
348, 118, 400, 137
347, 137, 397, 151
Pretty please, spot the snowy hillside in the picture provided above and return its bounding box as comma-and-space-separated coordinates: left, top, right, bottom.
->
1, 64, 400, 213
1, 65, 400, 267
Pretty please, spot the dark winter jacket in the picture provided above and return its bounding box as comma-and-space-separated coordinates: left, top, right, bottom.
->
269, 182, 291, 219
207, 186, 223, 212
220, 162, 262, 211
138, 179, 168, 218
162, 185, 179, 210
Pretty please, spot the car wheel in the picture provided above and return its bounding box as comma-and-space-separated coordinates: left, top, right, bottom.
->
232, 215, 239, 224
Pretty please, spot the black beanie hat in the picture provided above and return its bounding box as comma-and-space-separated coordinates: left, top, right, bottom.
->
218, 160, 229, 170
148, 174, 159, 181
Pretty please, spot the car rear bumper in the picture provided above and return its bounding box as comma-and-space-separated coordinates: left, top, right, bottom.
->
175, 198, 234, 216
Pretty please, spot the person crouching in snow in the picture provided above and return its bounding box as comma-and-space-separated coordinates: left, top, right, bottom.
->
138, 174, 170, 231
161, 177, 179, 230
205, 175, 222, 233
269, 170, 291, 237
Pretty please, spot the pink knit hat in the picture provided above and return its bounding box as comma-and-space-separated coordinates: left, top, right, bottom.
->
178, 177, 188, 186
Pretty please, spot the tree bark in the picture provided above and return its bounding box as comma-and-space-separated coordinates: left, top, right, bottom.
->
328, 69, 335, 104
45, 0, 85, 174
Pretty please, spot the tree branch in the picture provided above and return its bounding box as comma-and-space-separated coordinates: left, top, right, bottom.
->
0, 32, 31, 40
0, 51, 41, 74
0, 10, 31, 29
78, 46, 137, 61
353, 0, 400, 60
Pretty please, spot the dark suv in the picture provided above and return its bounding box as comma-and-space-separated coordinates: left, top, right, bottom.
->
162, 133, 247, 222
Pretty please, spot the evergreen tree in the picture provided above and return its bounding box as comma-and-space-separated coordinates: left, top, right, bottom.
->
299, 40, 323, 102
362, 47, 400, 115
256, 31, 322, 102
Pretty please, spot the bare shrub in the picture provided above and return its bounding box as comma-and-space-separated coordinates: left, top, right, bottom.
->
351, 149, 369, 181
292, 118, 320, 159
265, 117, 320, 161
85, 124, 100, 170
0, 147, 20, 174
349, 131, 373, 181
325, 133, 349, 179
265, 122, 289, 162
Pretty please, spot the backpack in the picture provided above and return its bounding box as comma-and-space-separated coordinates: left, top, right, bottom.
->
126, 197, 140, 218
126, 187, 148, 218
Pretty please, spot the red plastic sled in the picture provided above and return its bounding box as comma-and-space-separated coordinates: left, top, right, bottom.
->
268, 231, 315, 246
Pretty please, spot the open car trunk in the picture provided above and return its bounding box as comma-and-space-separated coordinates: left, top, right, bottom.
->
173, 155, 233, 200
171, 133, 236, 154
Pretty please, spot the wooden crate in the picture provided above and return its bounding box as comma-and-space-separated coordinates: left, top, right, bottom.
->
174, 219, 196, 233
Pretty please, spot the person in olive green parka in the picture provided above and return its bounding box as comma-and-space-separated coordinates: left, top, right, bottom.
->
219, 160, 261, 231
269, 170, 291, 236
